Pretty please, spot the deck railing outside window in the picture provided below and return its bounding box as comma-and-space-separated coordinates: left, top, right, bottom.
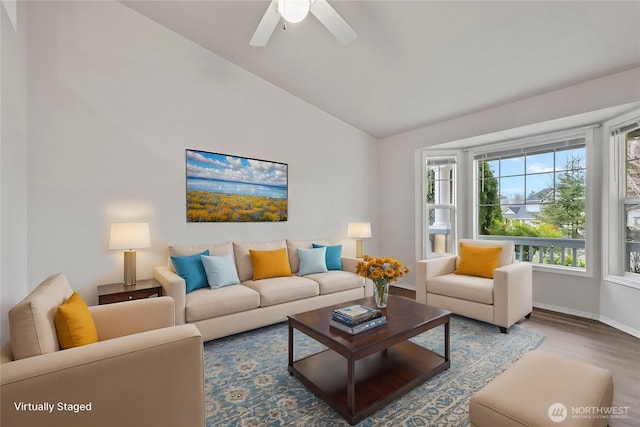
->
479, 235, 586, 268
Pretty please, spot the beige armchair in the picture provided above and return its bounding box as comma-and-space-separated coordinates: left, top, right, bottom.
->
416, 239, 532, 333
1, 273, 205, 427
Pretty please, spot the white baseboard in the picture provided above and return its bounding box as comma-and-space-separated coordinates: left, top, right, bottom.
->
533, 302, 599, 320
599, 316, 640, 339
534, 302, 640, 338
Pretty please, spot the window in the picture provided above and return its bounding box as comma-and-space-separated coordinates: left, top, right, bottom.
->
607, 116, 640, 282
473, 130, 589, 270
423, 154, 457, 257
625, 127, 640, 275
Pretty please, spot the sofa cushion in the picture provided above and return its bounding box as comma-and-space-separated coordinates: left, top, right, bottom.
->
242, 277, 319, 307
55, 292, 99, 349
286, 239, 330, 273
201, 253, 241, 289
455, 242, 503, 279
297, 247, 328, 276
234, 240, 287, 282
304, 271, 364, 295
250, 248, 292, 280
9, 272, 74, 360
171, 250, 210, 293
458, 239, 514, 268
185, 285, 260, 323
168, 242, 233, 272
312, 243, 343, 270
427, 273, 494, 304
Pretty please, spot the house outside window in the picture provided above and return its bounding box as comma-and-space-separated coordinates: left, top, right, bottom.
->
473, 129, 590, 270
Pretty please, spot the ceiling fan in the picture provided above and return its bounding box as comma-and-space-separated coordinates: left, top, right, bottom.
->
250, 0, 357, 46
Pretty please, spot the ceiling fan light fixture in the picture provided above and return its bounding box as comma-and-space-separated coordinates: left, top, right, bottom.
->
277, 0, 310, 24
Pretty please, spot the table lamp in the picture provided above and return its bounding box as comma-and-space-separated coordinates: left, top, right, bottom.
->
347, 222, 372, 258
109, 222, 150, 286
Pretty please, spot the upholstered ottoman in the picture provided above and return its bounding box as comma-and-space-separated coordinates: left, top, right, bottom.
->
470, 351, 614, 427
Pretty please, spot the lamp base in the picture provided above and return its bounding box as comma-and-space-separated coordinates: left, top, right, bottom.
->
356, 240, 363, 258
123, 250, 137, 286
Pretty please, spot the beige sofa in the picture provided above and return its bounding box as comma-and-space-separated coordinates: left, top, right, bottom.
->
416, 239, 532, 333
1, 273, 204, 427
154, 239, 373, 342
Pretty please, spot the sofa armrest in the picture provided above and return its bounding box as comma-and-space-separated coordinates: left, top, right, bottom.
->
341, 257, 372, 296
493, 262, 533, 328
88, 297, 175, 341
415, 255, 457, 304
154, 266, 186, 325
1, 324, 204, 427
340, 256, 359, 274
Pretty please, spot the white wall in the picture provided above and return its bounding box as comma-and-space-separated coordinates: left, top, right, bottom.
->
24, 1, 377, 308
1, 0, 28, 345
600, 281, 640, 336
379, 68, 640, 333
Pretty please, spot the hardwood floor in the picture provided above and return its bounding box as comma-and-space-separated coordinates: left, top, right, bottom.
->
389, 286, 640, 426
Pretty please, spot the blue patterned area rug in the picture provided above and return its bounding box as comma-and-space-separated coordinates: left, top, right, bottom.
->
204, 315, 545, 426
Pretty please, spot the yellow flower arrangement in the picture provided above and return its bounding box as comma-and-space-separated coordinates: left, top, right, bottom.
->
355, 255, 410, 307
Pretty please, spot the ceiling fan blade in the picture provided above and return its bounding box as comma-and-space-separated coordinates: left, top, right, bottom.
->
250, 0, 281, 46
309, 0, 357, 44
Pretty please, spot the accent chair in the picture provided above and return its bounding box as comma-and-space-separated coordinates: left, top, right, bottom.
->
416, 239, 532, 333
1, 273, 205, 427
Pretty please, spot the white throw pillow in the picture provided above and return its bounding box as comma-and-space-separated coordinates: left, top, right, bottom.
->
201, 253, 241, 289
297, 247, 328, 276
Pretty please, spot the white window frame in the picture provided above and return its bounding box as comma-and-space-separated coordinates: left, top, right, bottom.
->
469, 127, 595, 277
421, 150, 462, 258
603, 109, 640, 289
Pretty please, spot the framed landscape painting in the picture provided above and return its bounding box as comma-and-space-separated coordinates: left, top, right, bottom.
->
186, 149, 288, 222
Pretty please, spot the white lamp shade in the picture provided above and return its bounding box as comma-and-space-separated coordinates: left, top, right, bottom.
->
277, 0, 310, 23
109, 223, 150, 250
347, 222, 372, 239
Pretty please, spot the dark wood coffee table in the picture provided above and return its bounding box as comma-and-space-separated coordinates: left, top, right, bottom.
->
287, 295, 451, 425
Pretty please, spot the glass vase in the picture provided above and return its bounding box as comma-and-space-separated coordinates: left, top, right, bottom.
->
373, 280, 389, 308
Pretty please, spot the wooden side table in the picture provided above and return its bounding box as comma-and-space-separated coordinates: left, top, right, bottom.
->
98, 279, 163, 305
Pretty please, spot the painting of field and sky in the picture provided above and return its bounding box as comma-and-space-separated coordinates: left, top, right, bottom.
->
186, 149, 288, 222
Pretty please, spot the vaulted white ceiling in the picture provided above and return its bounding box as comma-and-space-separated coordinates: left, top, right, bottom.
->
123, 1, 640, 138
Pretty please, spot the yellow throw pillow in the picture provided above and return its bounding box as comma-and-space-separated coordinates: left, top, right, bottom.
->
55, 292, 99, 349
250, 248, 292, 280
455, 243, 503, 279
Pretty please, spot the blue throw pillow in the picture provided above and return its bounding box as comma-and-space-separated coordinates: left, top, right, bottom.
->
201, 253, 240, 289
312, 243, 342, 270
297, 247, 328, 276
171, 250, 210, 293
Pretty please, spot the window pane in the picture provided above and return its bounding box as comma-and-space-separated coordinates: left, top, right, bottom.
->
626, 135, 640, 198
487, 159, 499, 176
428, 207, 453, 254
500, 156, 524, 176
556, 148, 585, 171
625, 203, 640, 274
555, 167, 586, 203
526, 152, 554, 174
500, 176, 524, 204
426, 162, 455, 204
526, 173, 554, 203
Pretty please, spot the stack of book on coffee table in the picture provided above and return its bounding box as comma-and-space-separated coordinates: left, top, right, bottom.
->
330, 304, 387, 335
